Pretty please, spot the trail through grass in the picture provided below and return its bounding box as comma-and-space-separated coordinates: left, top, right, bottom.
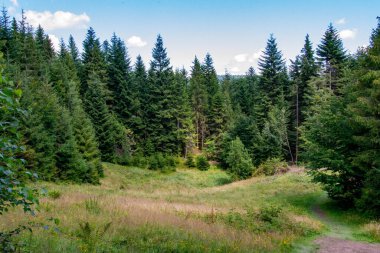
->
0, 163, 378, 252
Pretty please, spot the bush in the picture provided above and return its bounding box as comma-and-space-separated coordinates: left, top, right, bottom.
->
148, 153, 176, 172
254, 158, 288, 176
185, 154, 196, 168
225, 137, 253, 179
196, 156, 210, 171
48, 190, 61, 199
257, 205, 282, 223
127, 154, 149, 168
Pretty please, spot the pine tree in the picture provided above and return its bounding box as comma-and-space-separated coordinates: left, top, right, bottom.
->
81, 27, 108, 95
201, 53, 225, 140
349, 17, 380, 214
225, 137, 254, 179
316, 23, 346, 91
189, 56, 208, 149
130, 55, 147, 147
0, 7, 11, 59
258, 34, 289, 105
107, 33, 133, 124
84, 72, 131, 162
146, 35, 178, 153
173, 68, 194, 155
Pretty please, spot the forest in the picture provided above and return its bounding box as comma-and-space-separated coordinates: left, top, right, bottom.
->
0, 7, 379, 253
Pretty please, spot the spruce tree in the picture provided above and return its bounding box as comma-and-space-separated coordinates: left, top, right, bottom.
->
316, 23, 346, 91
84, 72, 131, 162
189, 56, 208, 149
130, 55, 147, 147
107, 33, 133, 124
81, 27, 108, 95
146, 35, 178, 153
349, 17, 380, 214
258, 34, 289, 105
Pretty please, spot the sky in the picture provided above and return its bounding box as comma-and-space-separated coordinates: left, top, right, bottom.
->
3, 0, 379, 74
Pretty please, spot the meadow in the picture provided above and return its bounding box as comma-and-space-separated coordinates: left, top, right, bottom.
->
0, 162, 378, 252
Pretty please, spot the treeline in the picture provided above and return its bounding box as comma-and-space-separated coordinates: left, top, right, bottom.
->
0, 9, 378, 214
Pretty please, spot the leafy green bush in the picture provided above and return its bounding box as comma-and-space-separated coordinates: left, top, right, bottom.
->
257, 205, 282, 223
185, 155, 196, 168
148, 153, 176, 172
196, 156, 210, 171
225, 137, 254, 179
126, 154, 149, 168
254, 158, 288, 176
48, 190, 61, 200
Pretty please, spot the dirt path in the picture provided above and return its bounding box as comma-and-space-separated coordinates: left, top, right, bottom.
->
309, 202, 380, 253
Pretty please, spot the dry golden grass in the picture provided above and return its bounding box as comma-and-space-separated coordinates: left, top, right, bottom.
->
0, 163, 327, 252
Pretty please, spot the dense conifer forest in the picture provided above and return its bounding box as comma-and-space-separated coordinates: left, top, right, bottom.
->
1, 9, 379, 215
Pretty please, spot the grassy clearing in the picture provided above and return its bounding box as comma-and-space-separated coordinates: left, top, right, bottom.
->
0, 163, 377, 252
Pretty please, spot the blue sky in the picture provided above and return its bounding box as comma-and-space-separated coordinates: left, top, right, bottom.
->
4, 0, 379, 74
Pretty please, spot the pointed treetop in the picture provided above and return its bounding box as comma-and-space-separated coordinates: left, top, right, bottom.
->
316, 23, 346, 64
370, 16, 380, 47
59, 38, 67, 58
150, 34, 171, 72
247, 67, 255, 76
135, 54, 145, 70
68, 35, 80, 63
258, 34, 286, 75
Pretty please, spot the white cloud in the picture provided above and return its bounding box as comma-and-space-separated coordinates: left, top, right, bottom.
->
339, 28, 357, 39
24, 10, 90, 30
248, 48, 264, 62
234, 53, 248, 62
230, 67, 240, 73
8, 6, 16, 15
48, 34, 60, 52
335, 18, 346, 25
127, 36, 147, 47
10, 0, 18, 7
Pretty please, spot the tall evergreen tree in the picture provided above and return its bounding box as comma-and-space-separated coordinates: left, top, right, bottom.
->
258, 34, 289, 105
130, 55, 147, 146
145, 35, 179, 153
316, 23, 346, 91
107, 33, 133, 124
189, 56, 208, 149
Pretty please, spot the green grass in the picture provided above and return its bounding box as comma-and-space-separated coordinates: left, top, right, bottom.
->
0, 162, 378, 252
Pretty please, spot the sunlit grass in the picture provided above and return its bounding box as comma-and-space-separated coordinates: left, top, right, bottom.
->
0, 162, 376, 252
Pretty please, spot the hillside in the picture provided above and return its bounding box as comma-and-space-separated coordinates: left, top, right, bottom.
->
0, 163, 378, 252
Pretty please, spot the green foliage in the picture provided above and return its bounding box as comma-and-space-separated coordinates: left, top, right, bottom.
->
147, 153, 177, 172
48, 190, 61, 200
185, 154, 196, 168
0, 72, 38, 214
76, 221, 111, 253
254, 158, 288, 176
84, 198, 101, 215
225, 137, 253, 179
257, 205, 283, 223
316, 23, 347, 90
195, 155, 210, 171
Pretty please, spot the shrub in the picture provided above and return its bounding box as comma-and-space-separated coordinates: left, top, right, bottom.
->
148, 153, 176, 172
76, 221, 111, 253
48, 190, 61, 200
127, 154, 149, 168
225, 137, 254, 179
257, 205, 282, 223
196, 156, 210, 171
254, 158, 288, 176
185, 155, 196, 168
